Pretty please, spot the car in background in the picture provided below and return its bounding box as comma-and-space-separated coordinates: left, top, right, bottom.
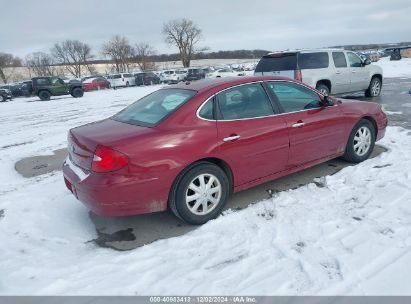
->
20, 80, 33, 97
160, 70, 185, 84
107, 73, 135, 88
254, 49, 383, 97
207, 68, 245, 78
63, 76, 387, 225
134, 72, 161, 86
0, 88, 12, 102
82, 77, 110, 91
32, 76, 84, 100
186, 68, 206, 81
0, 83, 25, 98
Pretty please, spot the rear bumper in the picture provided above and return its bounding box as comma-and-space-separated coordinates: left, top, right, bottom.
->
62, 157, 169, 216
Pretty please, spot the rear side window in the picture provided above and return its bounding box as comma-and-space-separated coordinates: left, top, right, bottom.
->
332, 52, 348, 68
216, 83, 274, 120
298, 52, 329, 69
113, 89, 196, 127
267, 81, 322, 113
255, 54, 297, 72
199, 99, 214, 120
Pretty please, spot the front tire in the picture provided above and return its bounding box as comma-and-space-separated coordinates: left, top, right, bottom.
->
365, 77, 381, 97
343, 119, 375, 163
316, 83, 330, 96
0, 95, 5, 102
169, 162, 230, 225
71, 87, 84, 98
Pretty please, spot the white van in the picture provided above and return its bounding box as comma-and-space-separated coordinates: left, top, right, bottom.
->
107, 73, 135, 88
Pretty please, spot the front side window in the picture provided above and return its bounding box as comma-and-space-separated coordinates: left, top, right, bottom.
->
267, 81, 322, 113
113, 89, 196, 127
332, 52, 347, 68
216, 83, 274, 120
347, 52, 363, 67
51, 77, 64, 85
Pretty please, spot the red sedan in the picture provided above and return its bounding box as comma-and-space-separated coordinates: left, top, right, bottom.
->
63, 76, 387, 224
82, 77, 110, 91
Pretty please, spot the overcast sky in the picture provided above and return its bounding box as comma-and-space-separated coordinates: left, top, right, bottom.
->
1, 0, 410, 59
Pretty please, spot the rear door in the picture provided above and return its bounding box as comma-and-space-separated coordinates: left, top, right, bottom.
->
215, 82, 289, 186
254, 53, 297, 79
331, 51, 350, 94
266, 81, 345, 167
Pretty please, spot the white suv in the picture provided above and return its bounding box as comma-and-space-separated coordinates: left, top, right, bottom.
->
106, 73, 135, 88
160, 70, 185, 84
254, 49, 383, 97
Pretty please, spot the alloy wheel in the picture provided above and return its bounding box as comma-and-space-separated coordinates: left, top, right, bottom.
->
371, 80, 381, 96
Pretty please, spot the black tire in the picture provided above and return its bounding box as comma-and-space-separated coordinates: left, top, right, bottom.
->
71, 87, 84, 98
126, 81, 129, 87
169, 162, 230, 225
365, 77, 382, 97
38, 91, 51, 101
316, 83, 330, 96
343, 119, 376, 163
0, 94, 5, 102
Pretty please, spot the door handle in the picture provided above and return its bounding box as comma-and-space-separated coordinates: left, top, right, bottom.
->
223, 135, 240, 142
291, 122, 305, 128
335, 71, 341, 74
352, 70, 356, 73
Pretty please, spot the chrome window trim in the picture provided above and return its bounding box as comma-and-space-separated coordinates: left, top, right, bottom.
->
195, 79, 335, 122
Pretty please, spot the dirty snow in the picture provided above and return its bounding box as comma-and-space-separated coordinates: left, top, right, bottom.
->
1, 84, 411, 295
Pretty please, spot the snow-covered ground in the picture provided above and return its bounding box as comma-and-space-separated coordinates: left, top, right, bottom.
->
1, 74, 411, 295
374, 57, 411, 78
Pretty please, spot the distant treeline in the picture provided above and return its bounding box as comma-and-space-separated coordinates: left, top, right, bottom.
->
330, 41, 411, 51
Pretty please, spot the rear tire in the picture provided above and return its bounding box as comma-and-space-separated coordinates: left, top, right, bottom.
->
316, 83, 330, 96
38, 91, 51, 101
343, 119, 375, 163
365, 77, 381, 97
0, 95, 5, 102
71, 87, 84, 98
169, 162, 230, 225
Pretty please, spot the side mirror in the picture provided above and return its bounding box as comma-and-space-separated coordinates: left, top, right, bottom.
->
322, 95, 334, 107
363, 59, 371, 66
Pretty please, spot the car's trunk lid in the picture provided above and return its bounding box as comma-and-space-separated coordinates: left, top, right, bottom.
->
68, 119, 152, 170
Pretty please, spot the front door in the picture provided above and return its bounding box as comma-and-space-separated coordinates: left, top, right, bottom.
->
215, 82, 289, 186
331, 51, 350, 94
51, 77, 68, 95
266, 81, 345, 167
347, 52, 369, 91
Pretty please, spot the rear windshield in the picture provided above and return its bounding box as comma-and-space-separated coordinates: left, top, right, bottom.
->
112, 89, 197, 127
255, 54, 297, 72
298, 52, 329, 69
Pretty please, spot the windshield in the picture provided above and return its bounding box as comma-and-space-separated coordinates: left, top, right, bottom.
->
112, 89, 197, 127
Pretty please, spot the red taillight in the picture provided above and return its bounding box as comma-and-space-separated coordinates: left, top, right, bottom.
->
294, 69, 302, 81
91, 146, 128, 173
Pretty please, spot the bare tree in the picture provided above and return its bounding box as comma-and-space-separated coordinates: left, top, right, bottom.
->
102, 36, 133, 72
162, 18, 202, 67
0, 52, 22, 83
133, 42, 156, 71
51, 40, 93, 78
24, 52, 56, 77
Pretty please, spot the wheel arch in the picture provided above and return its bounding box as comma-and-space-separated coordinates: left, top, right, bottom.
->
371, 74, 383, 85
316, 79, 332, 91
360, 115, 378, 138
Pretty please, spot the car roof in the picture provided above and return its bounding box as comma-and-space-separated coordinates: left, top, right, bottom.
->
168, 76, 294, 92
267, 48, 345, 55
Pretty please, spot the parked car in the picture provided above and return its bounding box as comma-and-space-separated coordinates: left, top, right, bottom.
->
207, 68, 244, 78
254, 49, 383, 97
82, 77, 110, 91
63, 76, 387, 225
0, 88, 12, 102
0, 83, 25, 98
20, 80, 33, 97
186, 68, 206, 81
134, 72, 161, 86
107, 73, 135, 88
32, 76, 84, 101
160, 70, 184, 84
